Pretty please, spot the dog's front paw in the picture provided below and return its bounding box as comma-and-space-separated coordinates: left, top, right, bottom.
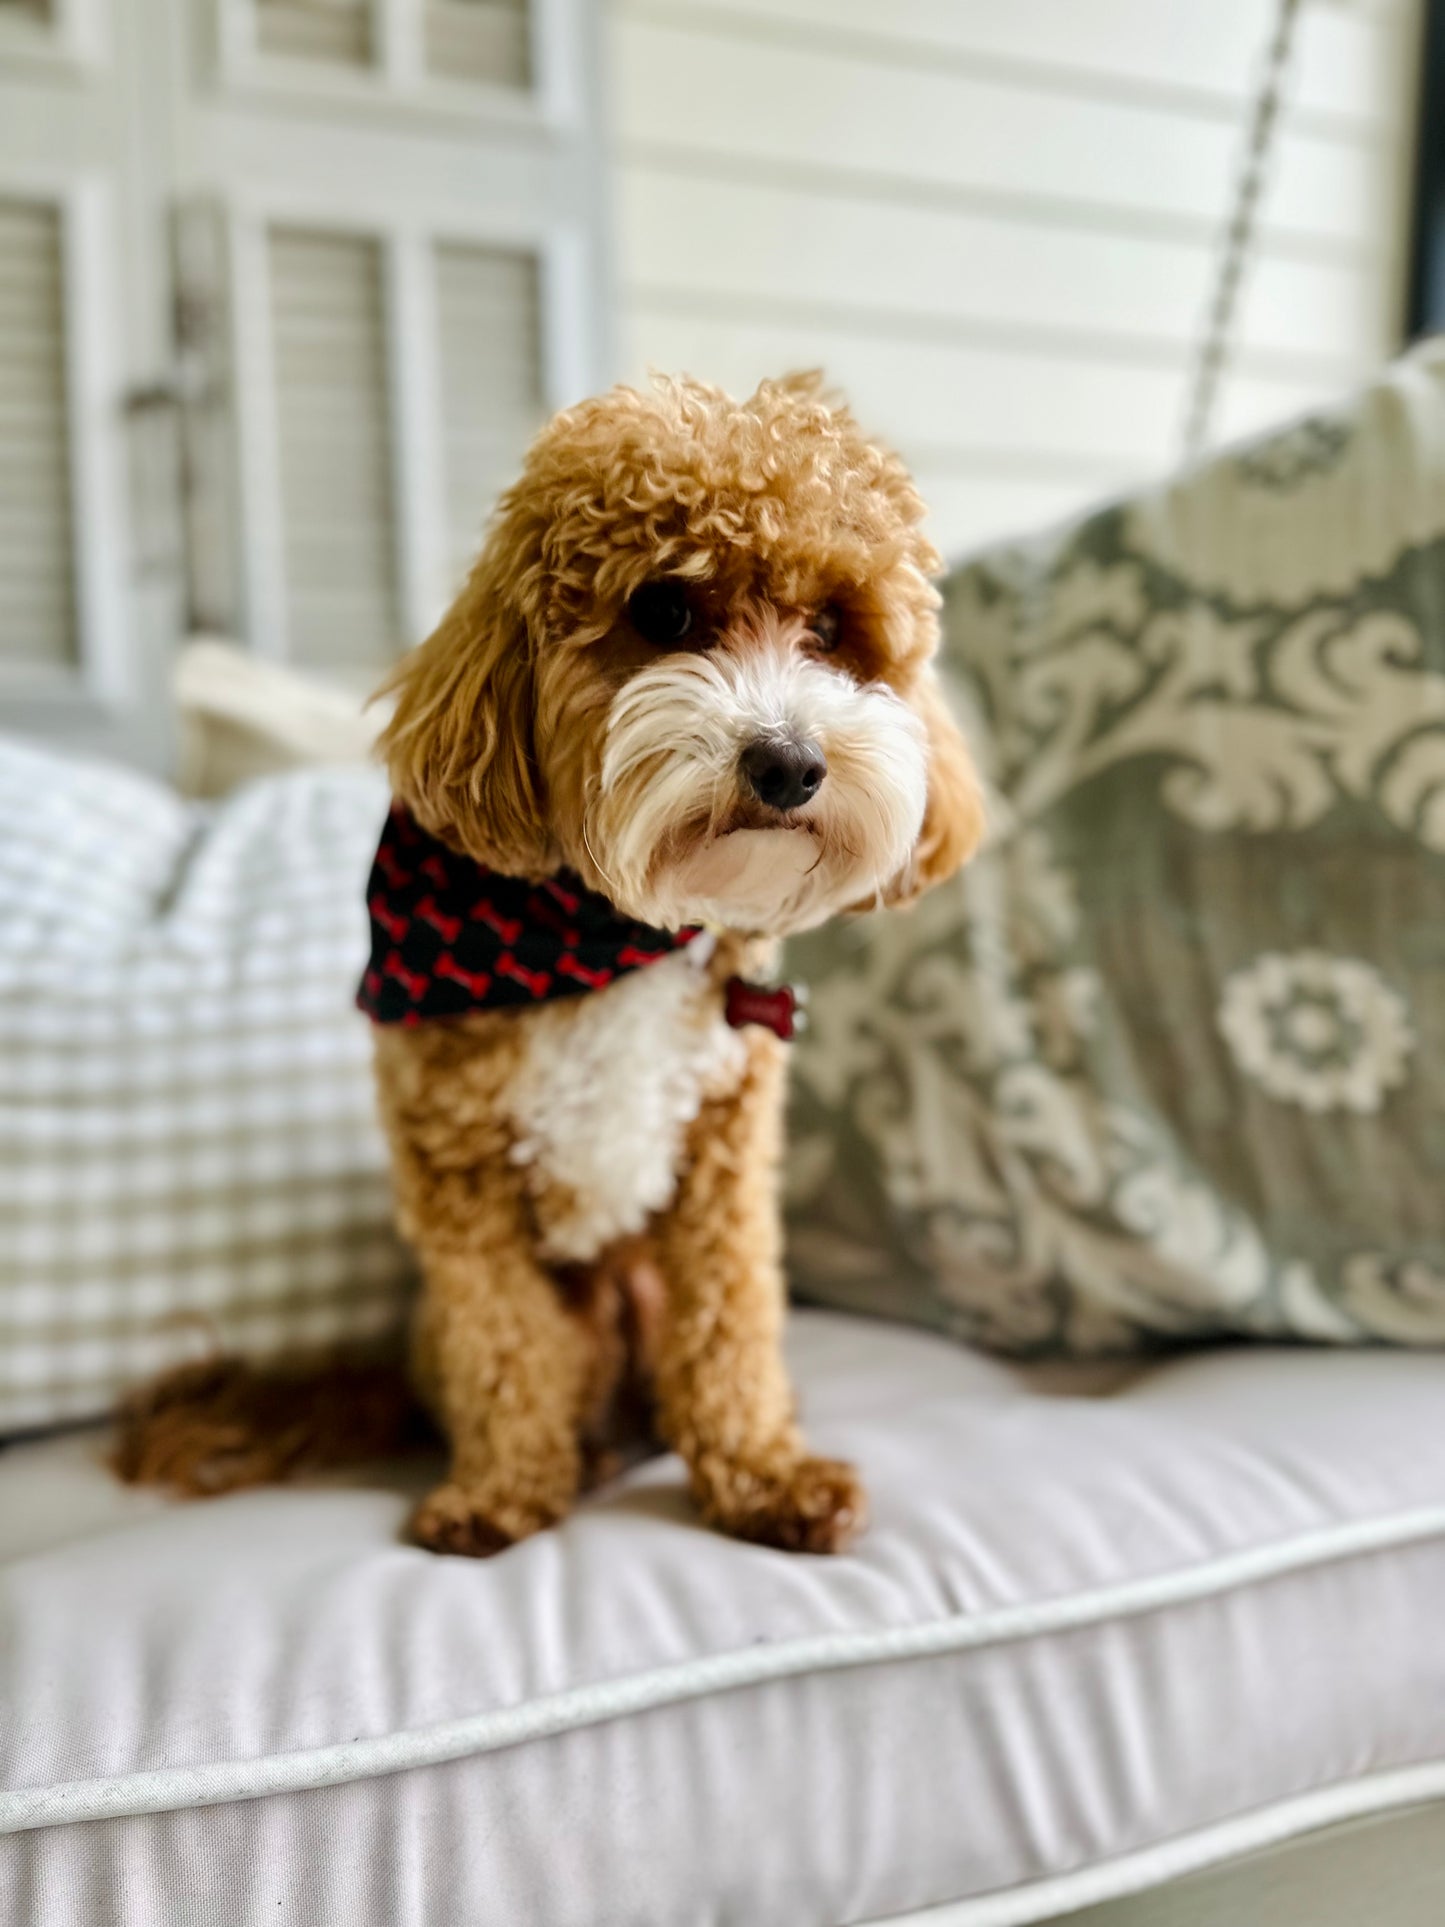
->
408, 1482, 563, 1558
711, 1455, 868, 1555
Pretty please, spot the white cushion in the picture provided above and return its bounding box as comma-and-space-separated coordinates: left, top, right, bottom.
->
3, 1310, 1443, 1925
173, 638, 381, 799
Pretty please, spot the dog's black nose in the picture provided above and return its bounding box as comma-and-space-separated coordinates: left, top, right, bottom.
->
739, 737, 828, 813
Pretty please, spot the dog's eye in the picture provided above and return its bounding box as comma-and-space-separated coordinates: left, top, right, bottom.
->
627, 581, 694, 647
808, 605, 842, 651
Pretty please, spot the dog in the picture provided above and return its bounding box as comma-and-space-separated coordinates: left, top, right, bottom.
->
117, 373, 983, 1557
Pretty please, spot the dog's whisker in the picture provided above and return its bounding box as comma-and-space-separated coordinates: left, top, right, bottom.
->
581, 815, 621, 896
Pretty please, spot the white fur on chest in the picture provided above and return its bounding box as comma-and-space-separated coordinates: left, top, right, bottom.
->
505, 947, 747, 1263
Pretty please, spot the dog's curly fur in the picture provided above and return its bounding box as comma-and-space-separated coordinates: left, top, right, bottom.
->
116, 373, 982, 1557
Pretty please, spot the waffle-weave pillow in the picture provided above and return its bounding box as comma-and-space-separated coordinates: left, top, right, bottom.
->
0, 737, 410, 1434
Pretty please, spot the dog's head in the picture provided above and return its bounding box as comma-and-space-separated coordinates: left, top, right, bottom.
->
377, 373, 983, 935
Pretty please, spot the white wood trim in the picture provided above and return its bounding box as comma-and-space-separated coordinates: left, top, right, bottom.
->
385, 229, 449, 643
60, 177, 130, 707
539, 224, 593, 408
211, 0, 558, 132
225, 184, 592, 274
376, 0, 424, 91
236, 182, 565, 253
530, 0, 583, 130
215, 0, 258, 71
227, 209, 288, 659
209, 60, 546, 136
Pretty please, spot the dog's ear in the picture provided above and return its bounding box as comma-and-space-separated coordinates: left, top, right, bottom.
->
885, 668, 986, 907
373, 557, 552, 876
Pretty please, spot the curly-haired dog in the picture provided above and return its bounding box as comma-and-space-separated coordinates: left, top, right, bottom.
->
117, 374, 982, 1556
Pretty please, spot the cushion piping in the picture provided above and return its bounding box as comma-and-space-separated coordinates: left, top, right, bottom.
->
863, 1768, 1445, 1927
4, 1505, 1443, 1837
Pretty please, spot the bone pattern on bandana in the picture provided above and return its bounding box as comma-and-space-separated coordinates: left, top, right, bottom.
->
356, 808, 700, 1027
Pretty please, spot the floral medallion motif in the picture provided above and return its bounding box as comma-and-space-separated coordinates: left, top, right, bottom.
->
1216, 952, 1415, 1115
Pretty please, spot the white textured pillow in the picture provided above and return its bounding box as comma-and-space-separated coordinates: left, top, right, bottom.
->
0, 736, 412, 1435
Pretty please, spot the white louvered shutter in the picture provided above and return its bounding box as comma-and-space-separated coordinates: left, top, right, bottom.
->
268, 227, 402, 669
435, 242, 544, 592
255, 0, 372, 65
0, 0, 607, 746
0, 197, 76, 673
192, 0, 606, 680
0, 5, 137, 755
237, 224, 549, 673
425, 0, 529, 87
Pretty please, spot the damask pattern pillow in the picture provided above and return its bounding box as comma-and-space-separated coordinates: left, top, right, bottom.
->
787, 343, 1445, 1353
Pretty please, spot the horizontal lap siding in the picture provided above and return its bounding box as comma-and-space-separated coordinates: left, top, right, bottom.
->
611, 0, 1421, 559
652, 0, 1404, 128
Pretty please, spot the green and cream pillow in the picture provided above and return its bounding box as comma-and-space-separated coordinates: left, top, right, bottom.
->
0, 738, 411, 1435
787, 343, 1445, 1353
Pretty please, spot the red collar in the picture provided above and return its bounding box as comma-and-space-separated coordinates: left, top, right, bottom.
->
357, 808, 802, 1040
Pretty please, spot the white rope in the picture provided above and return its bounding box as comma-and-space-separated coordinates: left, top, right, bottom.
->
1181, 0, 1304, 458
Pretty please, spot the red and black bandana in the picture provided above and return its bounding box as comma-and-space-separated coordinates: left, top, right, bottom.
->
356, 807, 701, 1028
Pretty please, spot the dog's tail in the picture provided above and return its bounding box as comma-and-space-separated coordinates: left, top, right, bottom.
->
112, 1353, 432, 1497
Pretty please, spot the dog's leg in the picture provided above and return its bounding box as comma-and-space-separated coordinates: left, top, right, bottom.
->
654, 1035, 866, 1554
375, 1023, 594, 1556
407, 1179, 592, 1557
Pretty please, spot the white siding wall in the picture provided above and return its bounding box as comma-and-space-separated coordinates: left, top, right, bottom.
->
610, 0, 1424, 560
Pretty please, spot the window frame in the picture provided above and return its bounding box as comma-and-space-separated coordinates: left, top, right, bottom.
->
0, 0, 611, 758
214, 0, 587, 134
